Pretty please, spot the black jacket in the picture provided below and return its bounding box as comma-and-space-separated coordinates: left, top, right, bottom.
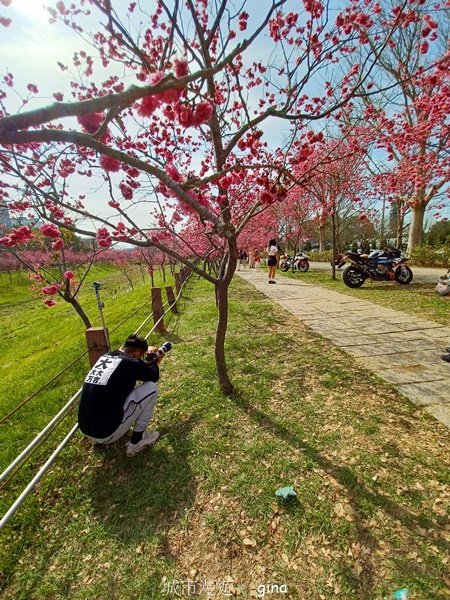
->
78, 350, 159, 438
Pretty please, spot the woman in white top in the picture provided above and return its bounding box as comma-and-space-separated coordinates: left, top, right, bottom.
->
266, 238, 280, 283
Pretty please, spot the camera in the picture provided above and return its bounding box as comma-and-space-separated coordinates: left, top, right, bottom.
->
146, 341, 172, 362
156, 341, 172, 357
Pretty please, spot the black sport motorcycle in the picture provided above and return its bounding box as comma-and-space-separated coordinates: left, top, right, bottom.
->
337, 247, 413, 288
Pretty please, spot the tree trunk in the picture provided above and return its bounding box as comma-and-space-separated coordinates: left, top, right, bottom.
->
319, 223, 326, 252
331, 212, 337, 280
379, 196, 386, 248
139, 264, 146, 283
215, 279, 233, 395
407, 201, 426, 254
67, 296, 92, 329
396, 217, 403, 250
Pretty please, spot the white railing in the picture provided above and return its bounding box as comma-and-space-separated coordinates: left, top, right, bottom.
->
0, 270, 192, 530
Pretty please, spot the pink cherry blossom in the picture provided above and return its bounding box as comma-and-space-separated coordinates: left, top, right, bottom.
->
174, 59, 189, 78
99, 155, 121, 172
193, 101, 213, 125
77, 112, 104, 134
51, 238, 64, 250
137, 95, 160, 117
40, 224, 61, 238
41, 284, 60, 295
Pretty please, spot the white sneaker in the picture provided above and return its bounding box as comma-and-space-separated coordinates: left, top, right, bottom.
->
125, 431, 160, 457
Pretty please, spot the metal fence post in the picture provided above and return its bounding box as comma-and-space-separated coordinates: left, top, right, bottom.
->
92, 281, 110, 350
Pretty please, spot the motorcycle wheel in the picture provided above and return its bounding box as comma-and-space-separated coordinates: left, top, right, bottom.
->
342, 265, 366, 288
298, 260, 309, 272
394, 265, 413, 284
280, 264, 289, 272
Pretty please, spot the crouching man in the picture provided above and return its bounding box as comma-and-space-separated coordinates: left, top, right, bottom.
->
78, 334, 163, 457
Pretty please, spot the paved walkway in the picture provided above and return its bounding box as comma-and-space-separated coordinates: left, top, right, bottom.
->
237, 269, 450, 428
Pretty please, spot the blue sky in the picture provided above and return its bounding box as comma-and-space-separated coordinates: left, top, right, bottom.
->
1, 1, 448, 230
1, 1, 311, 227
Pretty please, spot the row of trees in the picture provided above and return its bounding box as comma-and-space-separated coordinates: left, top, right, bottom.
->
0, 225, 177, 327
0, 0, 448, 392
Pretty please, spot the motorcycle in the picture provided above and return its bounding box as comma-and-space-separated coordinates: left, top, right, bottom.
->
279, 252, 310, 273
337, 247, 413, 288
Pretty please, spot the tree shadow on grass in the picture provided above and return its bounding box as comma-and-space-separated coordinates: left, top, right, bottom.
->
87, 413, 200, 547
229, 388, 449, 599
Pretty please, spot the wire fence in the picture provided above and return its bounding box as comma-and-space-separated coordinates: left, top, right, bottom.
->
0, 269, 192, 530
0, 294, 156, 425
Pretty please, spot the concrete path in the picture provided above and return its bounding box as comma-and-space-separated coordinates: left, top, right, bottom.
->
237, 269, 450, 429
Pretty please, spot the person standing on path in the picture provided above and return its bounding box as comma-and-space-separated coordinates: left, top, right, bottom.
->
266, 238, 280, 284
248, 249, 255, 269
254, 249, 261, 271
238, 249, 248, 270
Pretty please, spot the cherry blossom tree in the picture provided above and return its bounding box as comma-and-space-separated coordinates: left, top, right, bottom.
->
0, 224, 96, 327
0, 246, 21, 281
237, 209, 278, 256
0, 223, 147, 326
344, 0, 450, 252
275, 193, 315, 253
287, 136, 369, 275
0, 0, 435, 393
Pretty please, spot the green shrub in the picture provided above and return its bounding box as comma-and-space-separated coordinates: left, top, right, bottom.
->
308, 250, 333, 262
409, 244, 450, 267
436, 245, 450, 267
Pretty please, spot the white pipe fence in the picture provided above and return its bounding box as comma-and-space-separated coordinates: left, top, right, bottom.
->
0, 270, 192, 530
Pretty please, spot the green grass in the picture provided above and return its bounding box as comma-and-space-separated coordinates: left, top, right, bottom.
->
0, 264, 176, 473
1, 275, 449, 599
277, 269, 450, 325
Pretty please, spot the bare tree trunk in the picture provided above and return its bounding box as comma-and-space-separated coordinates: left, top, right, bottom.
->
215, 278, 233, 394
66, 296, 92, 329
331, 212, 337, 280
407, 200, 426, 254
396, 218, 403, 249
319, 223, 326, 252
139, 263, 146, 283
380, 196, 386, 248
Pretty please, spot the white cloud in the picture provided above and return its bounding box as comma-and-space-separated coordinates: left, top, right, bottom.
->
8, 0, 49, 23
1, 12, 86, 104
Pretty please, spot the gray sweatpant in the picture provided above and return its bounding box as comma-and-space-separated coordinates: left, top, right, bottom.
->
84, 381, 158, 444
